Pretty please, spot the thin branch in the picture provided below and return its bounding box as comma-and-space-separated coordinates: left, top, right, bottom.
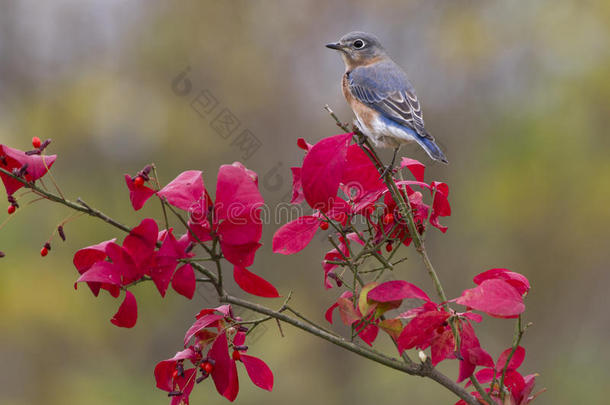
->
2, 145, 480, 405
222, 293, 479, 405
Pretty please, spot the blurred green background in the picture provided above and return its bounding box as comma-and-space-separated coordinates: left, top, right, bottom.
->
1, 1, 609, 404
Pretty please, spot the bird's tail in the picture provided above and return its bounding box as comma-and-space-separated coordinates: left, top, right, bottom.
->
415, 134, 448, 164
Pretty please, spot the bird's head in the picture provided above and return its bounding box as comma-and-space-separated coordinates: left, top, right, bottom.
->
326, 31, 387, 68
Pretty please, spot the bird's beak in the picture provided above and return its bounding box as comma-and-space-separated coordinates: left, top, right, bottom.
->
325, 42, 343, 51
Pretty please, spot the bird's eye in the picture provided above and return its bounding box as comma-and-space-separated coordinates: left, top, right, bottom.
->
353, 39, 365, 49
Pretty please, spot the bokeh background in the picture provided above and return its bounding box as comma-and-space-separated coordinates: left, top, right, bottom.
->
1, 1, 609, 404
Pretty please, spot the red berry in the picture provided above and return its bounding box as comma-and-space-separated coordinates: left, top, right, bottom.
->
172, 370, 179, 380
32, 136, 41, 148
385, 242, 393, 252
40, 247, 49, 257
382, 213, 394, 225
436, 325, 445, 334
319, 221, 329, 230
133, 176, 145, 188
203, 362, 214, 374
7, 205, 16, 214
232, 350, 241, 361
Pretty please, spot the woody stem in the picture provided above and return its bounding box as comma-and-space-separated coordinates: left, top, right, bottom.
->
2, 156, 480, 405
324, 106, 491, 404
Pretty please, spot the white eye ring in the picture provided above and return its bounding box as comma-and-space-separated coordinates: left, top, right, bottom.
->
353, 39, 365, 49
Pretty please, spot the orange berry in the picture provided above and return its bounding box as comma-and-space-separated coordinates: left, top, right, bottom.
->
133, 176, 145, 188
32, 136, 41, 148
319, 221, 329, 230
382, 213, 394, 225
232, 350, 241, 361
40, 247, 49, 257
7, 205, 16, 214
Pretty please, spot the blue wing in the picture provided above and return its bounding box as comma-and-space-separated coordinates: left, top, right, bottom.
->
347, 61, 447, 163
347, 60, 429, 138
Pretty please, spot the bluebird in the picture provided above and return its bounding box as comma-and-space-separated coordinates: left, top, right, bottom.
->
326, 31, 448, 168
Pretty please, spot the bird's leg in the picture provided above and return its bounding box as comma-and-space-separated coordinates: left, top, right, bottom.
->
351, 122, 367, 146
356, 133, 366, 146
379, 146, 400, 179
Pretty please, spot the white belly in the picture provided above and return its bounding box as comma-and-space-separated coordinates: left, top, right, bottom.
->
354, 114, 417, 149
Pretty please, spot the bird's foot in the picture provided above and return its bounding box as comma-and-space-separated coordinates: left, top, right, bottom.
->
356, 134, 367, 146
379, 147, 400, 179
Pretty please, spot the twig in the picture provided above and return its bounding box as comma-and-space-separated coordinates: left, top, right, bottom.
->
2, 149, 481, 405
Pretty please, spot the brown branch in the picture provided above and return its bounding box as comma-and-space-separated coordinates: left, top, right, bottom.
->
324, 105, 485, 405
2, 150, 481, 405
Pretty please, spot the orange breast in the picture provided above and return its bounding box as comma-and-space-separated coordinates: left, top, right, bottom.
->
342, 73, 377, 133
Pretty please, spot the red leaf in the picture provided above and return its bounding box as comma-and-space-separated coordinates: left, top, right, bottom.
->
110, 290, 137, 328
504, 370, 526, 398
172, 264, 196, 299
397, 309, 450, 353
220, 239, 261, 267
157, 170, 205, 211
124, 174, 156, 211
357, 324, 379, 346
233, 266, 279, 298
272, 216, 320, 255
154, 347, 197, 391
337, 297, 361, 325
184, 313, 225, 347
342, 144, 385, 201
76, 261, 121, 286
473, 268, 530, 296
241, 354, 274, 391
73, 239, 116, 273
216, 211, 262, 269
468, 368, 496, 387
171, 368, 197, 404
0, 144, 57, 195
216, 164, 263, 220
151, 231, 183, 297
367, 280, 431, 303
400, 157, 426, 181
496, 346, 526, 373
431, 328, 455, 366
210, 332, 232, 398
73, 239, 116, 296
301, 133, 352, 212
123, 218, 158, 267
430, 181, 451, 217
325, 291, 352, 324
458, 321, 494, 382
456, 279, 525, 318
223, 357, 239, 402
297, 137, 312, 151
